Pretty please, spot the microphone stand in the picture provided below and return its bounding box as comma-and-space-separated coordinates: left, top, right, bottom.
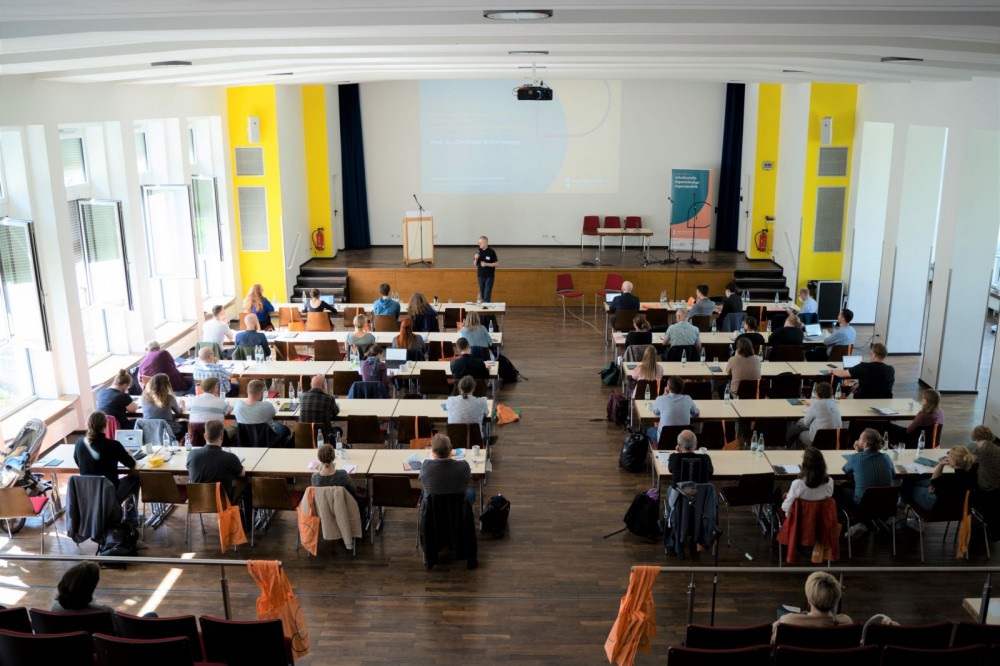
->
658, 196, 680, 265
411, 194, 431, 267
686, 194, 705, 265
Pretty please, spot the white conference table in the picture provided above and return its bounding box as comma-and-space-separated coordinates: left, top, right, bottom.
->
595, 228, 653, 263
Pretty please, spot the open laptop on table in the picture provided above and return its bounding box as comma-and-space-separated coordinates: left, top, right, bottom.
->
803, 323, 824, 340
115, 430, 146, 459
842, 355, 863, 369
385, 347, 408, 369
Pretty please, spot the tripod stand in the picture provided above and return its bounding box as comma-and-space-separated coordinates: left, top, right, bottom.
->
685, 196, 708, 265
410, 194, 432, 267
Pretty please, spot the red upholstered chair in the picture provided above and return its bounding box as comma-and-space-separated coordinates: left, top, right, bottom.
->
773, 645, 880, 666
580, 215, 600, 250
666, 644, 770, 666
29, 608, 115, 635
603, 215, 621, 229
93, 633, 197, 666
594, 273, 624, 315
861, 621, 953, 649
199, 615, 294, 666
684, 623, 772, 649
0, 607, 31, 634
0, 629, 94, 666
771, 622, 863, 649
113, 612, 205, 661
555, 274, 584, 321
621, 215, 642, 250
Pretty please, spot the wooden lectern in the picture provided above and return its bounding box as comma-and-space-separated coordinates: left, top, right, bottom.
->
403, 210, 434, 265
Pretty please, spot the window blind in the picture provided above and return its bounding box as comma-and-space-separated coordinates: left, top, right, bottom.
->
192, 176, 223, 260
76, 200, 132, 308
60, 137, 87, 187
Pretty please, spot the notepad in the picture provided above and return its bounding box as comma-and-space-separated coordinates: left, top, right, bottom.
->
915, 456, 939, 467
774, 464, 801, 474
786, 398, 803, 406
280, 402, 299, 411
43, 458, 63, 467
708, 365, 723, 372
871, 407, 898, 415
340, 464, 358, 474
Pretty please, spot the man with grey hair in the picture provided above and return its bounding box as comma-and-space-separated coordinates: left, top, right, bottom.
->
667, 429, 713, 484
194, 346, 234, 395
139, 340, 194, 394
664, 308, 701, 351
234, 379, 292, 447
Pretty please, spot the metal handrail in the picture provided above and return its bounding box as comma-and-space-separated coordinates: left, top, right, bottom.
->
1, 553, 281, 620
633, 565, 998, 626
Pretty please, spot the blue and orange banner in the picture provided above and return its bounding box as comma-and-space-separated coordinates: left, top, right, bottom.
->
670, 169, 714, 249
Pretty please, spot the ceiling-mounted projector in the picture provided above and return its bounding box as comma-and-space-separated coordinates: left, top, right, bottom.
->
514, 82, 553, 101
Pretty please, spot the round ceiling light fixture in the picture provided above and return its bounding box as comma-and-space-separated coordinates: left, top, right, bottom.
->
484, 9, 553, 20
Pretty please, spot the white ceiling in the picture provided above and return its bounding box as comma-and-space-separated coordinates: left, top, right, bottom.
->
2, 0, 999, 87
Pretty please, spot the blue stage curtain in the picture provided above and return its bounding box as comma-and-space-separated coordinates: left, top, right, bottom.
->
715, 83, 745, 252
338, 84, 371, 249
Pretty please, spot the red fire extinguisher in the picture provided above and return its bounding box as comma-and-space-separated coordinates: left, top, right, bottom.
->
311, 228, 325, 252
755, 227, 769, 253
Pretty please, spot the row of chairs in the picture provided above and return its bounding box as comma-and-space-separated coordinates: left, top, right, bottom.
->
581, 215, 643, 249
0, 605, 292, 665
669, 643, 995, 666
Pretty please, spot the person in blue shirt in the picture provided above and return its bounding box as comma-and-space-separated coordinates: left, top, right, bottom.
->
796, 288, 818, 316
823, 308, 856, 348
373, 283, 400, 316
234, 314, 271, 359
838, 428, 895, 539
242, 283, 275, 330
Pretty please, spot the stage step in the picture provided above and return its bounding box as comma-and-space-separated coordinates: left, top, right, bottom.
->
291, 260, 349, 303
733, 267, 789, 301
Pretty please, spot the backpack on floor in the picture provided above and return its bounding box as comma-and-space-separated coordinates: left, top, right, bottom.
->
598, 362, 620, 386
606, 389, 628, 427
479, 494, 511, 537
98, 521, 139, 557
497, 354, 521, 384
623, 491, 663, 541
618, 427, 649, 472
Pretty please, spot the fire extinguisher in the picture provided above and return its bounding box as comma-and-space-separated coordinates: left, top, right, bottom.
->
311, 228, 325, 252
754, 227, 769, 253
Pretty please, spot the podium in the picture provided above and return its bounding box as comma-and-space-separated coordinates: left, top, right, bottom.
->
403, 210, 434, 265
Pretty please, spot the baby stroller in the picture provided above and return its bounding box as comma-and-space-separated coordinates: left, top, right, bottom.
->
0, 419, 53, 533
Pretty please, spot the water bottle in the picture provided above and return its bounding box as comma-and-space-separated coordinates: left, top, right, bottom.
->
290, 382, 297, 402
316, 428, 324, 449
681, 350, 687, 366
750, 431, 758, 452
302, 292, 308, 305
335, 431, 344, 458
184, 432, 193, 452
724, 384, 731, 404
757, 433, 765, 455
711, 320, 717, 333
917, 431, 926, 454
883, 431, 890, 450
700, 349, 706, 364
766, 319, 772, 332
644, 385, 651, 409
488, 319, 494, 334
477, 292, 483, 305
834, 384, 842, 401
774, 292, 779, 304
660, 290, 667, 304
254, 345, 262, 363
161, 430, 171, 452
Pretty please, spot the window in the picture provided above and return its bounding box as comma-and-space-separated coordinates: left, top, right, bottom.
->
69, 199, 132, 364
0, 218, 48, 416
140, 185, 196, 279
188, 127, 198, 166
135, 131, 149, 174
60, 136, 87, 188
0, 146, 6, 200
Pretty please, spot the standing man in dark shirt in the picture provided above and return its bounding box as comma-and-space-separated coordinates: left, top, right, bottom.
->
832, 343, 895, 398
187, 420, 251, 531
474, 236, 499, 302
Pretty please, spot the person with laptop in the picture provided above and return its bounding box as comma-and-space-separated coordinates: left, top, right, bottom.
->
768, 313, 805, 348
787, 287, 818, 320
831, 343, 894, 399
393, 319, 427, 358
302, 288, 337, 316
608, 281, 640, 314
74, 411, 139, 523
360, 345, 393, 394
823, 308, 857, 349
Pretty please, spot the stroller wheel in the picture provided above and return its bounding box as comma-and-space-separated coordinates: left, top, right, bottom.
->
0, 518, 26, 534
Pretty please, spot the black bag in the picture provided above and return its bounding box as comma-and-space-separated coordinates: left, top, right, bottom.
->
624, 491, 663, 541
479, 494, 511, 538
98, 521, 139, 557
598, 362, 620, 386
127, 366, 142, 396
606, 389, 628, 427
619, 427, 649, 472
497, 354, 521, 384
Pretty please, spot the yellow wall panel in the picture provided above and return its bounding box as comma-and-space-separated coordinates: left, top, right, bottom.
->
302, 85, 333, 258
227, 85, 287, 303
750, 83, 782, 259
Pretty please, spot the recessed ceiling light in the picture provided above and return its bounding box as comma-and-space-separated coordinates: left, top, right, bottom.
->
269, 72, 294, 76
880, 56, 924, 63
484, 9, 553, 20
151, 60, 192, 67
509, 50, 549, 56
782, 69, 808, 73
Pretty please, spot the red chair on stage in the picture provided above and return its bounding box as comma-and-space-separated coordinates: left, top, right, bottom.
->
594, 273, 624, 316
580, 216, 600, 250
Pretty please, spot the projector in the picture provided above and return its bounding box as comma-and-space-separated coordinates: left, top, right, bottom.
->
515, 83, 553, 101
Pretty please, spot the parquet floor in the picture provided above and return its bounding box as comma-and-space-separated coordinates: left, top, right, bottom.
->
4, 307, 999, 665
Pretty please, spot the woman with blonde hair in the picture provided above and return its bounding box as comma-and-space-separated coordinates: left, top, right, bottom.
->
629, 346, 662, 398
74, 411, 139, 521
243, 283, 275, 330
408, 292, 440, 333
345, 313, 375, 357
140, 373, 184, 437
772, 571, 852, 641
901, 445, 976, 511
460, 311, 494, 358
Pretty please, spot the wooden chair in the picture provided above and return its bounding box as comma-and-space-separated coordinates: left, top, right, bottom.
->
654, 425, 687, 450
419, 369, 452, 397
396, 415, 433, 447
184, 482, 224, 545
442, 307, 464, 330
293, 422, 319, 449
93, 634, 195, 666
277, 307, 302, 328
249, 476, 305, 546
841, 484, 901, 558
718, 472, 776, 540
643, 307, 674, 329
313, 339, 343, 361
0, 487, 55, 553
446, 423, 483, 449
734, 380, 760, 400
683, 380, 712, 401
827, 344, 853, 362
347, 415, 384, 447
427, 340, 455, 361
369, 475, 422, 543
769, 345, 805, 362
372, 314, 399, 333
612, 309, 638, 332
555, 274, 584, 320
690, 315, 713, 332
906, 489, 982, 562
341, 307, 365, 328
236, 311, 252, 330
699, 420, 737, 450
332, 370, 358, 396
810, 428, 842, 450
138, 471, 188, 538
768, 373, 803, 399
305, 311, 333, 331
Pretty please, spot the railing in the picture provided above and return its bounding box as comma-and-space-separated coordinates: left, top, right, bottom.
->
1, 553, 279, 619
637, 565, 1000, 627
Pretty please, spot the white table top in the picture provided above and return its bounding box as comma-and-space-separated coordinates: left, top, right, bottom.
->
336, 399, 399, 418
651, 449, 773, 481
368, 448, 486, 478
392, 399, 494, 420
251, 447, 376, 477
242, 360, 334, 377
634, 400, 738, 421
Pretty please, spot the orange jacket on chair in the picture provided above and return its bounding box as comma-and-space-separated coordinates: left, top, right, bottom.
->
776, 497, 841, 564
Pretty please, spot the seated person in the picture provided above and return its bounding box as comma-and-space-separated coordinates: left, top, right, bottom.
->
832, 343, 894, 399
408, 291, 440, 332
780, 447, 834, 515
824, 308, 856, 348
648, 376, 699, 444
450, 337, 489, 380
138, 340, 193, 395
838, 428, 895, 539
667, 429, 713, 484
187, 420, 251, 532
51, 561, 113, 613
687, 284, 716, 318
459, 311, 494, 357
96, 369, 137, 429
74, 411, 139, 522
360, 345, 392, 394
768, 313, 805, 348
299, 374, 340, 435
788, 287, 818, 318
974, 425, 1000, 492
140, 373, 185, 438
624, 315, 653, 347
735, 316, 766, 351
345, 313, 376, 357
786, 381, 841, 447
608, 280, 640, 314
233, 379, 292, 447
188, 376, 233, 424
234, 314, 271, 359
446, 376, 489, 433
726, 337, 761, 395
372, 282, 400, 316
243, 283, 275, 330
718, 282, 744, 321
888, 388, 944, 444
301, 288, 337, 316
772, 572, 852, 642
663, 309, 701, 354
393, 319, 427, 357
193, 347, 236, 397
900, 445, 976, 511
202, 304, 236, 348
629, 346, 663, 399
418, 433, 476, 505
311, 444, 364, 515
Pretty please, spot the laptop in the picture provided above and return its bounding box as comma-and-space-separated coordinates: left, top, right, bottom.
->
320, 294, 335, 306
605, 292, 619, 304
842, 355, 863, 369
115, 430, 143, 451
804, 323, 823, 339
385, 347, 408, 369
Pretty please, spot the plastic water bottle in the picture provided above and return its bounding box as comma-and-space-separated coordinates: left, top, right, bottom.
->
724, 384, 731, 404
254, 345, 263, 363
477, 292, 483, 305
660, 290, 667, 304
681, 350, 687, 366
644, 385, 651, 409
161, 430, 171, 452
757, 434, 765, 455
835, 384, 842, 401
290, 382, 297, 402
774, 292, 779, 304
766, 319, 772, 332
711, 320, 717, 333
184, 432, 193, 452
335, 431, 344, 459
917, 431, 926, 454
302, 293, 308, 305
316, 428, 324, 449
488, 319, 494, 334
750, 431, 758, 452
883, 431, 890, 450
700, 349, 706, 364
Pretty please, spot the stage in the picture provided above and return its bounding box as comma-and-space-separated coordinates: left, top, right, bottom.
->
315, 245, 779, 307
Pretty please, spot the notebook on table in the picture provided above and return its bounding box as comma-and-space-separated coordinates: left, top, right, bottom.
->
385, 348, 408, 369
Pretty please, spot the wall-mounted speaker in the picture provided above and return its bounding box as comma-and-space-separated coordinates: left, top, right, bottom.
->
248, 116, 260, 144
820, 117, 833, 145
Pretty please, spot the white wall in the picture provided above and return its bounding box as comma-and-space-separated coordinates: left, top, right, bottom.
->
360, 80, 727, 247
275, 86, 310, 296
772, 83, 811, 288
740, 84, 760, 256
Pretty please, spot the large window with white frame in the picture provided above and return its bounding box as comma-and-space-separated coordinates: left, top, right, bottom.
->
60, 134, 88, 188
0, 218, 49, 416
140, 185, 197, 325
69, 199, 132, 364
191, 176, 226, 299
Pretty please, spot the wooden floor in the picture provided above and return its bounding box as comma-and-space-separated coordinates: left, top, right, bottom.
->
6, 308, 999, 665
